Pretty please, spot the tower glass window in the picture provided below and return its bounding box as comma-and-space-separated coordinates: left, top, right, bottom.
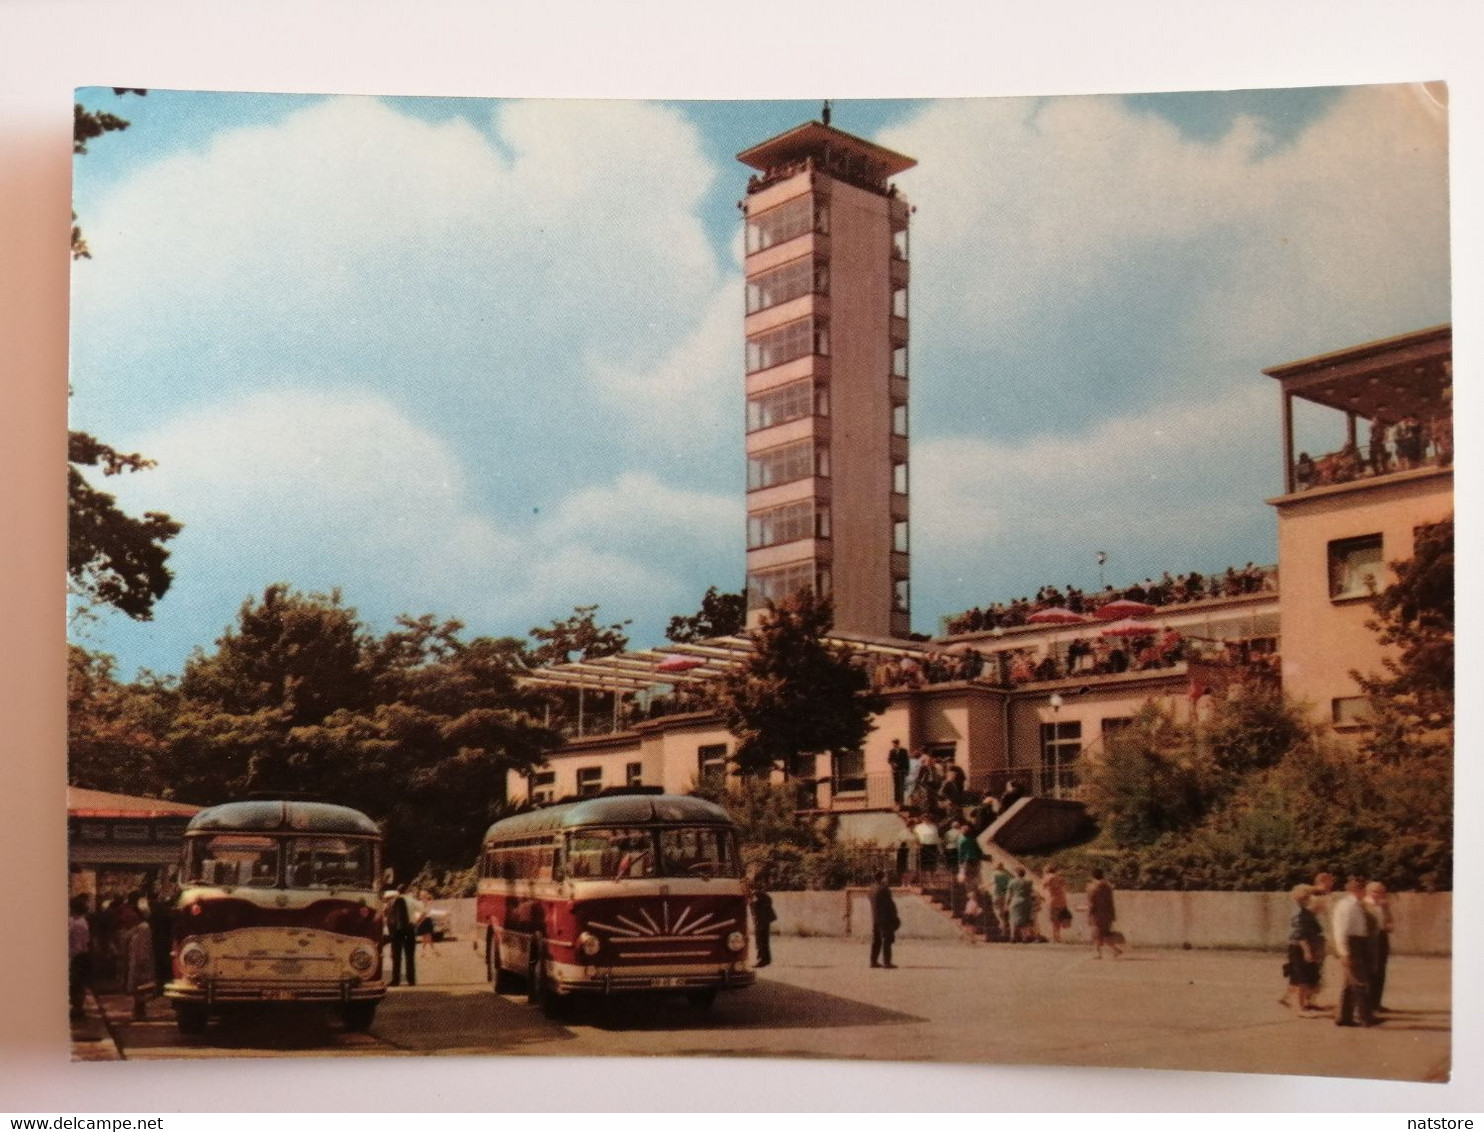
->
893, 519, 909, 553
892, 461, 908, 495
746, 195, 828, 255
891, 344, 908, 378
748, 440, 827, 491
748, 561, 828, 610
747, 379, 826, 433
748, 500, 820, 549
892, 285, 908, 318
747, 317, 829, 374
747, 256, 827, 314
891, 402, 908, 436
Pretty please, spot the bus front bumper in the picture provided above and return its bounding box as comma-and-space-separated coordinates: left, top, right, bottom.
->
551, 960, 754, 996
164, 977, 387, 1005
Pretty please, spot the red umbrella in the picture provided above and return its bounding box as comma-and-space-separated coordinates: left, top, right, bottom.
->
1100, 618, 1159, 638
1026, 607, 1088, 625
655, 655, 705, 673
1095, 598, 1156, 621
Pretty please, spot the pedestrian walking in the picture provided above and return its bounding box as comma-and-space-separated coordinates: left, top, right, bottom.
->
913, 814, 943, 874
1007, 867, 1036, 942
1332, 877, 1377, 1026
1364, 881, 1395, 1013
1279, 884, 1324, 1014
118, 892, 157, 1020
1041, 862, 1070, 943
68, 893, 92, 1022
1086, 869, 1123, 958
869, 871, 899, 969
385, 885, 418, 987
417, 890, 439, 955
988, 860, 1013, 941
751, 877, 776, 968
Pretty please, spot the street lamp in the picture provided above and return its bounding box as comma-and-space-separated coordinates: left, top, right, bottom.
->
1047, 693, 1064, 796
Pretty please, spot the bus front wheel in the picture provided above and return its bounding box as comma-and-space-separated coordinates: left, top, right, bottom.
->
528, 937, 567, 1019
174, 1004, 208, 1036
489, 929, 516, 994
341, 1001, 378, 1032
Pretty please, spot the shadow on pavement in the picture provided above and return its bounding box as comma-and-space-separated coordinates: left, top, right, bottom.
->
376, 988, 579, 1054
576, 977, 926, 1032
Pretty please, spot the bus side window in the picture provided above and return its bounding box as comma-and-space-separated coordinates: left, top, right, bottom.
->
552, 848, 564, 882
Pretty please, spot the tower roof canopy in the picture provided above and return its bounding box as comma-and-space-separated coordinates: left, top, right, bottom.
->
738, 121, 916, 194
1263, 324, 1451, 420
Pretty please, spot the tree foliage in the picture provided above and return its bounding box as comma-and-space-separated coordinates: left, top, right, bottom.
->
709, 589, 887, 776
69, 587, 562, 878
528, 604, 630, 667
666, 586, 746, 644
1353, 516, 1453, 762
70, 88, 181, 621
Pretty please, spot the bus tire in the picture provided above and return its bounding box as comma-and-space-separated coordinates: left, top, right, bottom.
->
341, 1001, 378, 1032
686, 989, 717, 1012
174, 1004, 208, 1035
489, 929, 516, 994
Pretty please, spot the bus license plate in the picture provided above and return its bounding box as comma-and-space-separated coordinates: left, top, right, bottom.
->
262, 989, 297, 1000
655, 977, 680, 988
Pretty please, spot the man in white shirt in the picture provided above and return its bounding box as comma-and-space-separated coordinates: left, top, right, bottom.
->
1331, 877, 1377, 1026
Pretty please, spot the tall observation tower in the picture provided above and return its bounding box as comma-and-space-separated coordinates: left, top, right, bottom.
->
738, 114, 916, 639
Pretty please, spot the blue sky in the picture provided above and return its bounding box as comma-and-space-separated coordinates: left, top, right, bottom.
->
69, 86, 1450, 677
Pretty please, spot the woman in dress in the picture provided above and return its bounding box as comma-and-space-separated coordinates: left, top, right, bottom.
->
1085, 869, 1123, 958
1007, 868, 1036, 943
1281, 884, 1324, 1013
1041, 863, 1070, 943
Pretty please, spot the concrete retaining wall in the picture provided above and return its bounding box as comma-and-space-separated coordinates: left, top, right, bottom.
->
436, 890, 1451, 954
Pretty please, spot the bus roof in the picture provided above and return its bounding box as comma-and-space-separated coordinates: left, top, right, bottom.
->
481, 794, 735, 842
186, 800, 380, 837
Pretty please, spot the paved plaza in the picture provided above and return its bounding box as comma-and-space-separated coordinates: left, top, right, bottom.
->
75, 932, 1450, 1082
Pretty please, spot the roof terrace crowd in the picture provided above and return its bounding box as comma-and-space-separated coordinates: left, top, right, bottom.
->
942, 563, 1277, 637
1294, 408, 1451, 493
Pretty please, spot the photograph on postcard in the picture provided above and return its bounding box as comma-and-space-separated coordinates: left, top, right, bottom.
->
65, 86, 1451, 1079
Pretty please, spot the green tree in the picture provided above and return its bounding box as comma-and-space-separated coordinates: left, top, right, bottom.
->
710, 589, 887, 776
70, 89, 181, 621
1353, 516, 1453, 762
529, 604, 630, 666
67, 645, 173, 796
1081, 702, 1211, 847
666, 586, 746, 643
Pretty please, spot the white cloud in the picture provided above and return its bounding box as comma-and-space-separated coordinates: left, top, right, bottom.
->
101, 388, 740, 666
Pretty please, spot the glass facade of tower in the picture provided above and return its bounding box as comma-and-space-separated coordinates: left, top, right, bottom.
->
738, 122, 915, 638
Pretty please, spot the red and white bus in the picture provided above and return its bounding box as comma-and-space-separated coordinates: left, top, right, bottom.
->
163, 799, 387, 1034
476, 790, 753, 1014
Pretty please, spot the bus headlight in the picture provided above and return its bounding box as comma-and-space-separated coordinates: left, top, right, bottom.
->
578, 932, 601, 957
348, 946, 377, 974
726, 931, 746, 952
179, 943, 210, 972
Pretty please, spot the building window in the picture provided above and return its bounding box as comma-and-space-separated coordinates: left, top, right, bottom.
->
1328, 534, 1383, 600
625, 762, 644, 787
891, 345, 908, 378
1040, 721, 1082, 796
891, 401, 908, 437
893, 578, 910, 613
893, 519, 909, 554
892, 285, 908, 319
832, 750, 867, 794
575, 766, 603, 797
531, 770, 556, 804
746, 194, 828, 255
748, 561, 827, 610
748, 500, 821, 549
747, 379, 826, 433
748, 440, 827, 491
746, 255, 827, 314
892, 461, 908, 495
892, 228, 908, 260
1100, 717, 1133, 737
698, 744, 728, 784
1332, 697, 1374, 728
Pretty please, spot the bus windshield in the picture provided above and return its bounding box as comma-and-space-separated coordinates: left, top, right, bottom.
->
564, 827, 739, 880
185, 834, 377, 890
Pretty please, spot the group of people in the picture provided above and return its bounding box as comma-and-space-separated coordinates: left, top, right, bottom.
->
944, 565, 1277, 637
1281, 872, 1395, 1027
1293, 408, 1452, 492
67, 887, 173, 1023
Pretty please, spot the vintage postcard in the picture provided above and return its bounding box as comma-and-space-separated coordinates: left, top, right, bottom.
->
66, 86, 1451, 1081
